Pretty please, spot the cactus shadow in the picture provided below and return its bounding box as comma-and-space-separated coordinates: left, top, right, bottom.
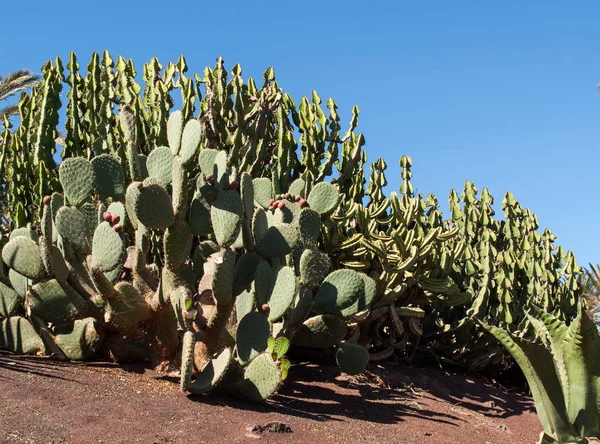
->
0, 350, 83, 382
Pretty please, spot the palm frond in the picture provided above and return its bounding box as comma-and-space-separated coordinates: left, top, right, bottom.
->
0, 70, 40, 101
581, 263, 600, 323
0, 104, 19, 119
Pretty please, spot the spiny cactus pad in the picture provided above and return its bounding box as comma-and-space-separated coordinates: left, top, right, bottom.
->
237, 312, 271, 364
8, 269, 28, 298
9, 226, 38, 241
335, 342, 369, 375
252, 178, 273, 209
340, 273, 376, 318
180, 119, 202, 166
55, 206, 92, 256
256, 224, 298, 258
0, 316, 44, 354
268, 266, 296, 322
299, 208, 321, 248
91, 154, 125, 197
254, 260, 273, 307
167, 110, 183, 155
251, 208, 268, 245
29, 279, 87, 325
134, 183, 175, 229
240, 172, 255, 219
300, 249, 332, 287
105, 282, 150, 330
0, 280, 23, 318
125, 182, 142, 229
198, 148, 219, 176
58, 157, 96, 207
291, 314, 348, 348
235, 288, 255, 323
146, 146, 174, 184
189, 347, 233, 394
164, 219, 193, 270
313, 269, 365, 314
211, 249, 235, 304
232, 252, 261, 296
180, 330, 196, 391
91, 222, 124, 272
55, 317, 103, 360
307, 182, 340, 216
243, 352, 282, 402
268, 336, 290, 361
189, 196, 212, 235
2, 236, 45, 281
288, 178, 306, 197
107, 202, 127, 228
210, 190, 243, 247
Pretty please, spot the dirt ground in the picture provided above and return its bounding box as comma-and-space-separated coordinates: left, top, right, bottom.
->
0, 351, 543, 444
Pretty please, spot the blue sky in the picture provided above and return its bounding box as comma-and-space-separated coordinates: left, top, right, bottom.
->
2, 1, 599, 267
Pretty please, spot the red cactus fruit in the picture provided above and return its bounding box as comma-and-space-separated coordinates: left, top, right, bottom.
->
111, 214, 121, 225
205, 174, 214, 183
230, 181, 239, 190
207, 191, 217, 202
299, 199, 308, 208
278, 201, 286, 210
113, 224, 123, 233
43, 195, 51, 206
269, 198, 275, 206
261, 304, 270, 315
103, 212, 112, 222
294, 195, 301, 202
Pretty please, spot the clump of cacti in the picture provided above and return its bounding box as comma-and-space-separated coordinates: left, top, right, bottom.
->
0, 53, 586, 403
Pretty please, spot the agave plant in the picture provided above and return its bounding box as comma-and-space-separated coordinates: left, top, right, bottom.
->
477, 304, 600, 443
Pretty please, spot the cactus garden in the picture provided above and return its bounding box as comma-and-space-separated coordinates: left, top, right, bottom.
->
0, 52, 598, 444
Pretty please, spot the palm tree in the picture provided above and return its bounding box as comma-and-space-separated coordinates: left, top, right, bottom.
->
580, 263, 600, 325
0, 69, 40, 119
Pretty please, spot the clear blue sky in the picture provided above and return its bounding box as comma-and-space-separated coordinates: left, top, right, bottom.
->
2, 1, 599, 268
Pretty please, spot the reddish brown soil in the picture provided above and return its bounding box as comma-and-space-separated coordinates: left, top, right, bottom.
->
0, 351, 542, 443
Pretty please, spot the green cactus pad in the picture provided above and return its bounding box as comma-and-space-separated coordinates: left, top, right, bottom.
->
125, 182, 142, 229
146, 146, 174, 184
198, 148, 219, 176
79, 203, 98, 237
138, 154, 149, 178
190, 347, 233, 394
211, 248, 235, 305
256, 224, 298, 258
299, 249, 332, 287
180, 119, 202, 166
59, 157, 96, 207
289, 287, 313, 327
211, 190, 243, 247
268, 266, 296, 322
107, 201, 127, 228
105, 282, 150, 331
335, 342, 369, 375
180, 330, 196, 391
251, 208, 268, 245
299, 208, 321, 248
2, 236, 45, 281
171, 155, 188, 217
291, 314, 348, 348
239, 172, 255, 219
288, 178, 306, 197
55, 317, 104, 360
119, 106, 137, 142
213, 150, 228, 186
307, 182, 340, 216
167, 110, 183, 155
91, 154, 125, 197
9, 226, 38, 241
8, 269, 28, 298
164, 219, 193, 270
55, 206, 92, 256
232, 252, 261, 296
268, 336, 290, 361
254, 260, 273, 307
313, 269, 365, 314
237, 312, 271, 364
0, 316, 44, 354
340, 273, 377, 318
91, 222, 124, 272
29, 279, 87, 325
243, 352, 282, 402
189, 195, 213, 235
252, 178, 273, 209
134, 183, 175, 229
235, 288, 255, 324
0, 280, 23, 318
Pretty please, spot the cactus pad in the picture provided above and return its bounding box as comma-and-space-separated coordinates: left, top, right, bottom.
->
189, 347, 233, 394
125, 182, 142, 229
288, 178, 306, 197
252, 178, 273, 209
2, 236, 45, 281
91, 222, 124, 272
268, 266, 296, 322
55, 206, 92, 256
211, 248, 235, 304
254, 260, 273, 307
105, 282, 150, 330
55, 317, 104, 360
29, 279, 87, 325
198, 148, 219, 176
307, 182, 340, 216
180, 119, 202, 166
107, 201, 127, 228
299, 248, 332, 287
146, 146, 174, 184
313, 269, 365, 314
189, 195, 213, 235
235, 288, 255, 323
256, 224, 298, 258
232, 252, 261, 296
9, 226, 38, 241
299, 208, 321, 248
237, 312, 271, 364
180, 330, 196, 391
8, 269, 28, 298
240, 172, 255, 219
0, 316, 44, 354
211, 190, 243, 247
134, 182, 175, 229
243, 352, 282, 402
167, 110, 183, 155
91, 154, 125, 197
251, 208, 268, 245
340, 273, 376, 318
268, 336, 290, 360
335, 342, 369, 375
291, 314, 348, 348
0, 280, 23, 318
59, 157, 96, 206
164, 219, 193, 270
